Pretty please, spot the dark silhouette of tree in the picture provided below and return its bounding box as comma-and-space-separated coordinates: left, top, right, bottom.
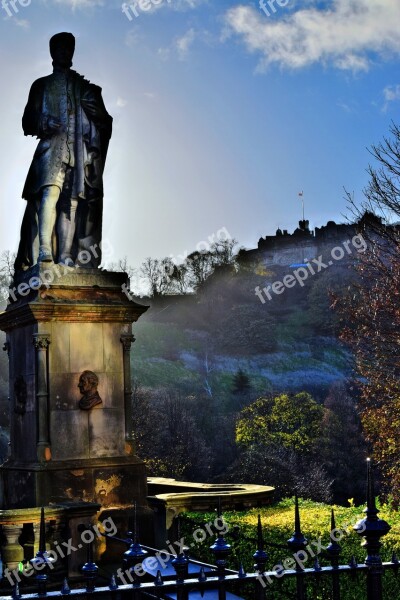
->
318, 383, 367, 505
107, 256, 136, 280
232, 369, 251, 395
140, 257, 175, 297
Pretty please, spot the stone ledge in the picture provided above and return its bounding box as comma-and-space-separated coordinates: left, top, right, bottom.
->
2, 456, 146, 471
0, 302, 148, 329
13, 266, 128, 289
147, 478, 274, 546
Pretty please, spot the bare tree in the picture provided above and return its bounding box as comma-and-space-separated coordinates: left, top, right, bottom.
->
139, 257, 175, 297
210, 238, 237, 268
107, 256, 136, 279
0, 251, 15, 305
185, 250, 214, 290
168, 262, 192, 294
202, 353, 214, 398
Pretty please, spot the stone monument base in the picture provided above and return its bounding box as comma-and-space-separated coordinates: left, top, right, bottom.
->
0, 266, 149, 512
1, 456, 147, 509
0, 265, 153, 581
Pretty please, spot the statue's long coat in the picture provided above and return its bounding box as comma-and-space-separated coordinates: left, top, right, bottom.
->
22, 69, 112, 200
15, 69, 112, 270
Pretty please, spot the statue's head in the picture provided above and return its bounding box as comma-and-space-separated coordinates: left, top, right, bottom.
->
50, 32, 75, 68
78, 370, 98, 397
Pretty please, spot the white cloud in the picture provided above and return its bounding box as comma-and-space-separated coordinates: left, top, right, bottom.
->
52, 0, 104, 9
224, 0, 400, 72
121, 0, 207, 18
172, 0, 208, 9
383, 84, 400, 111
176, 27, 196, 60
125, 27, 142, 48
157, 28, 196, 61
337, 99, 352, 113
157, 46, 170, 61
15, 19, 30, 28
383, 85, 400, 102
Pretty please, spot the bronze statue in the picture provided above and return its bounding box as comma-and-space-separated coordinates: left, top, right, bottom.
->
78, 370, 102, 410
15, 32, 113, 270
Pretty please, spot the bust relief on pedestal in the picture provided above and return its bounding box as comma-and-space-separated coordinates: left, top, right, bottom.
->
78, 370, 102, 410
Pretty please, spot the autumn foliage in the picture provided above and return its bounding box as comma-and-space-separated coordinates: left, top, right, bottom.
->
340, 122, 400, 504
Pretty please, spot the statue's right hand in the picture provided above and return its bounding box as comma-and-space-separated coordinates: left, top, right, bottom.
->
47, 116, 62, 132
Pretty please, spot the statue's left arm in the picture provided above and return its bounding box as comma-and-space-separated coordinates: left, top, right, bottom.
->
81, 83, 113, 139
80, 82, 113, 172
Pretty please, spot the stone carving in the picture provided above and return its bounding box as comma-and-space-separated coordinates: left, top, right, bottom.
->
14, 32, 113, 271
78, 370, 102, 411
32, 334, 51, 350
120, 334, 135, 352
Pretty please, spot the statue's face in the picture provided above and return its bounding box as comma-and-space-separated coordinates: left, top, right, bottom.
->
78, 375, 93, 395
51, 42, 74, 68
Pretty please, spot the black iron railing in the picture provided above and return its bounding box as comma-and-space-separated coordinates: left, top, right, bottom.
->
3, 460, 400, 600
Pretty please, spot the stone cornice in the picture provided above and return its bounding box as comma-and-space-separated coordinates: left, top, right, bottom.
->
0, 301, 148, 331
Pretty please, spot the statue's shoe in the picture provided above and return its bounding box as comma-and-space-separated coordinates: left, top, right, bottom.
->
38, 249, 53, 263
59, 256, 75, 267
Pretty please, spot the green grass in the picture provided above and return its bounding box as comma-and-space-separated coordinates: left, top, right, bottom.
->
180, 498, 400, 600
133, 357, 202, 388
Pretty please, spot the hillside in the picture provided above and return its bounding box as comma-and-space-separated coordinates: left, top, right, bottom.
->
131, 261, 354, 407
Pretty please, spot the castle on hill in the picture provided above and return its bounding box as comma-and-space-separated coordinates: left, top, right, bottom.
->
240, 212, 381, 268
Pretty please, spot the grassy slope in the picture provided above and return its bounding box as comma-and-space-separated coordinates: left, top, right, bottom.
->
131, 266, 352, 404
181, 499, 400, 600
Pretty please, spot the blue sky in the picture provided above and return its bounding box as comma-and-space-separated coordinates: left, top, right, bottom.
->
1, 0, 400, 271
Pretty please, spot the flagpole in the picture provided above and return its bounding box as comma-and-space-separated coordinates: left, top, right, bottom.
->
299, 191, 305, 264
299, 191, 304, 222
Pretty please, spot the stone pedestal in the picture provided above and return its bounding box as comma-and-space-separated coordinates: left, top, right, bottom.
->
0, 265, 148, 510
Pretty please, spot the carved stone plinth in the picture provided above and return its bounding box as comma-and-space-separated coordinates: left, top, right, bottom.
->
0, 266, 148, 510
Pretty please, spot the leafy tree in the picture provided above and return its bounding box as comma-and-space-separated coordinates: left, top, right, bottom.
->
236, 392, 324, 453
234, 392, 330, 501
339, 122, 400, 503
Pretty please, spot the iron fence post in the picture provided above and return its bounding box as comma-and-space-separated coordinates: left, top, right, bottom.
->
210, 502, 231, 600
253, 515, 268, 600
287, 496, 308, 600
80, 524, 99, 593
354, 459, 390, 600
172, 547, 189, 600
29, 507, 56, 597
326, 509, 341, 600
